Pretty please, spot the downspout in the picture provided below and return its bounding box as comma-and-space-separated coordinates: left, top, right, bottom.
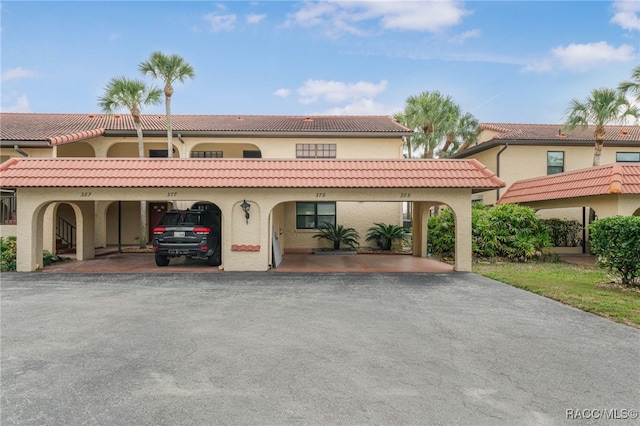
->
14, 145, 29, 157
495, 143, 509, 201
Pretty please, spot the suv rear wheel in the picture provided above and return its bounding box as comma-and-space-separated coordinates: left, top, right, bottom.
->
155, 253, 170, 266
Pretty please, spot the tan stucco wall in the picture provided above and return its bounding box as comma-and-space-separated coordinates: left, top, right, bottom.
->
13, 185, 474, 272
56, 142, 95, 157
470, 144, 640, 207
283, 201, 402, 252
0, 147, 53, 161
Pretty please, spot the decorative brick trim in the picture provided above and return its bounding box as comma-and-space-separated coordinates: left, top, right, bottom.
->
231, 244, 260, 251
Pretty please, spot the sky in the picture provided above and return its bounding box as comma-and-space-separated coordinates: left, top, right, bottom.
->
1, 0, 639, 124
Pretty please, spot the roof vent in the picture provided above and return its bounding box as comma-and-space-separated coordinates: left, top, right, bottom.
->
558, 129, 566, 137
114, 115, 121, 119
237, 116, 243, 120
88, 114, 96, 119
303, 117, 313, 122
620, 130, 629, 135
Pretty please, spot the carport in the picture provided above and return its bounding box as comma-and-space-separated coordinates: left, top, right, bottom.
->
0, 157, 505, 272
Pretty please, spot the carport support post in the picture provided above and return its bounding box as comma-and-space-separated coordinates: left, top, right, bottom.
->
452, 197, 472, 272
16, 190, 45, 271
75, 201, 96, 261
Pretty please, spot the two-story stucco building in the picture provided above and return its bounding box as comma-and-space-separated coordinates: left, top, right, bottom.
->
0, 113, 504, 272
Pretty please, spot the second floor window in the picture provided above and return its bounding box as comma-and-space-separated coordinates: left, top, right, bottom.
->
547, 151, 564, 174
296, 144, 336, 158
191, 151, 223, 158
616, 152, 640, 162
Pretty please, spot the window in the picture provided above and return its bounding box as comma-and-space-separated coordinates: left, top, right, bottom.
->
616, 152, 640, 162
296, 144, 336, 158
547, 151, 564, 174
296, 202, 336, 229
191, 151, 223, 158
243, 150, 262, 158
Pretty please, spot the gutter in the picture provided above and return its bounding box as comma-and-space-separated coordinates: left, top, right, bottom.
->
14, 145, 29, 157
103, 130, 413, 139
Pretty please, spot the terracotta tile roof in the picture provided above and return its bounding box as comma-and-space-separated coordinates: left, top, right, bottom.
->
480, 122, 640, 142
0, 113, 411, 145
498, 163, 640, 204
452, 123, 640, 158
0, 158, 505, 190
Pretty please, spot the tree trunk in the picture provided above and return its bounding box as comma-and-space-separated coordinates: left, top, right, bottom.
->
165, 91, 173, 158
593, 128, 605, 167
134, 119, 147, 248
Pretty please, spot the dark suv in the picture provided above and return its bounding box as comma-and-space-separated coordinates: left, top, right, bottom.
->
152, 208, 222, 267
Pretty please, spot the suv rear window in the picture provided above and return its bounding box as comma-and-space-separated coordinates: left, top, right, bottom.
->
158, 212, 202, 226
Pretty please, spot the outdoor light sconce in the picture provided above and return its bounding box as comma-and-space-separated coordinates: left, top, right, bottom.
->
241, 200, 251, 224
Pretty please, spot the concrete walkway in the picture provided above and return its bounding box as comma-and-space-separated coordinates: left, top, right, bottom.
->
43, 250, 455, 273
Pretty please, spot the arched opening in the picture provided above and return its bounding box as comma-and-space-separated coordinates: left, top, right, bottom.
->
633, 207, 640, 216
56, 142, 95, 157
52, 202, 77, 254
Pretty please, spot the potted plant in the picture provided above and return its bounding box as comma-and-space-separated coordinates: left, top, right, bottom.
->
366, 223, 411, 251
313, 223, 360, 251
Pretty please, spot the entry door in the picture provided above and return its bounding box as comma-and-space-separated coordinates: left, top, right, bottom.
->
149, 203, 168, 242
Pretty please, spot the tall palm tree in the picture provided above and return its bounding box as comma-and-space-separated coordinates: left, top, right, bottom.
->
451, 113, 480, 155
404, 91, 459, 158
618, 65, 640, 104
98, 76, 162, 248
563, 88, 638, 167
139, 51, 195, 158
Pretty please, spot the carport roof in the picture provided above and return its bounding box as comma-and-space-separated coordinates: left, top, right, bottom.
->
0, 158, 505, 191
498, 163, 640, 204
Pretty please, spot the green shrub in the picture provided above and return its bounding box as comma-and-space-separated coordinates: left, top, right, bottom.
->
428, 204, 551, 261
0, 236, 71, 272
313, 223, 360, 250
366, 223, 410, 250
590, 215, 640, 286
542, 218, 583, 247
1, 236, 17, 272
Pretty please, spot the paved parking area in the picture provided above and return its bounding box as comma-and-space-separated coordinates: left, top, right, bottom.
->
2, 272, 638, 425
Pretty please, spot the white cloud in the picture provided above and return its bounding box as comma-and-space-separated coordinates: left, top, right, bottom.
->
204, 13, 237, 32
522, 41, 635, 73
3, 95, 30, 112
1, 67, 38, 82
450, 29, 481, 44
551, 41, 635, 72
611, 1, 640, 31
273, 88, 290, 98
286, 0, 469, 36
319, 98, 393, 115
297, 79, 388, 104
246, 13, 266, 24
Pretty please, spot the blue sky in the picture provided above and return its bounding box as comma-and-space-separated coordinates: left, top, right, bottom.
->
1, 1, 639, 124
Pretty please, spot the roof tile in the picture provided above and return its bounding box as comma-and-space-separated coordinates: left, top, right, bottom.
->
0, 158, 505, 190
498, 163, 640, 204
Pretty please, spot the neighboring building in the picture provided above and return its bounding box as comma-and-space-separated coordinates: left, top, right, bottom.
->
452, 122, 640, 252
0, 113, 504, 272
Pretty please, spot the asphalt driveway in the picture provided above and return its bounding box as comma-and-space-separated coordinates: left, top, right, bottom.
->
1, 272, 638, 425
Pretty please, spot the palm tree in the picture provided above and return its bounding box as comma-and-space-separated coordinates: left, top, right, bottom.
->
563, 88, 638, 167
139, 51, 195, 158
453, 113, 481, 155
404, 91, 459, 158
313, 223, 360, 250
618, 65, 640, 104
366, 223, 410, 251
98, 76, 162, 248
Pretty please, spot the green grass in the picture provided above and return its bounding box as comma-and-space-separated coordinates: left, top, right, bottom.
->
473, 261, 640, 329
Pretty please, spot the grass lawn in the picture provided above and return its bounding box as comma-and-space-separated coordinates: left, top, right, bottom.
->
473, 261, 640, 329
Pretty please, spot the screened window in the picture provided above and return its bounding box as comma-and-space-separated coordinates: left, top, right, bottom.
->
191, 151, 223, 158
296, 144, 336, 158
296, 202, 336, 229
616, 152, 640, 162
547, 151, 564, 174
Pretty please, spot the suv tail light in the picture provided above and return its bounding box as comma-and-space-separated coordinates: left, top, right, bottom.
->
153, 227, 166, 234
193, 227, 211, 234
